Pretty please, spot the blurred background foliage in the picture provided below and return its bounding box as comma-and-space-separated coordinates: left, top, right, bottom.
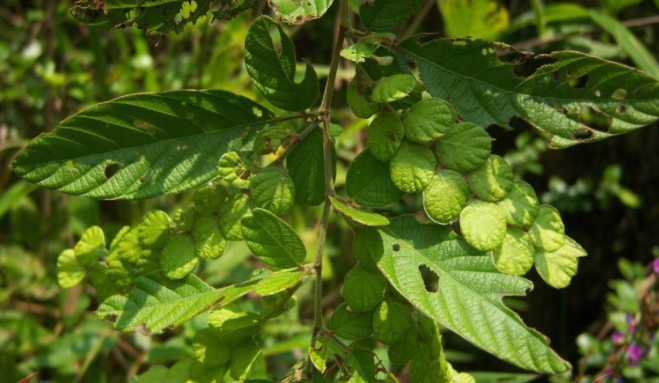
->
0, 0, 658, 382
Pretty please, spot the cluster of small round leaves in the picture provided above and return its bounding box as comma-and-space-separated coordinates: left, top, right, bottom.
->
346, 71, 585, 289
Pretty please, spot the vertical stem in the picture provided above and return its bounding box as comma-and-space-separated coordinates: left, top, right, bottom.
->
309, 0, 349, 369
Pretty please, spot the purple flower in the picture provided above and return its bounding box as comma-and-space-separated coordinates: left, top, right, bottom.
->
612, 332, 624, 344
628, 344, 644, 366
653, 258, 659, 274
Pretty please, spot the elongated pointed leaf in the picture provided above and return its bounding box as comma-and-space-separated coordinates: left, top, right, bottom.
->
398, 37, 659, 148
98, 270, 296, 334
245, 17, 319, 112
13, 90, 274, 200
366, 216, 570, 373
241, 208, 307, 268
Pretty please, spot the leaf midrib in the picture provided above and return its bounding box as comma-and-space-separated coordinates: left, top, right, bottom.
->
17, 118, 277, 169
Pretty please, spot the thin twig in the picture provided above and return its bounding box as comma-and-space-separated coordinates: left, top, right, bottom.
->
399, 0, 436, 42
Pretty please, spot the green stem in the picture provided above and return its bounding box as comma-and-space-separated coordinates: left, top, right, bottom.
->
307, 0, 350, 373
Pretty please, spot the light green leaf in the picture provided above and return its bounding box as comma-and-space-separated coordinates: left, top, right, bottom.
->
329, 196, 390, 226
467, 155, 514, 202
438, 0, 509, 40
588, 11, 659, 79
346, 148, 403, 208
287, 127, 336, 206
529, 205, 565, 252
88, 262, 118, 301
106, 225, 160, 292
367, 216, 570, 373
460, 201, 506, 251
192, 216, 228, 260
398, 37, 659, 148
98, 273, 226, 334
372, 74, 417, 103
330, 303, 374, 340
161, 236, 198, 280
75, 226, 106, 266
341, 43, 377, 63
218, 193, 252, 241
229, 340, 263, 380
250, 167, 295, 215
217, 152, 252, 189
402, 99, 456, 143
245, 17, 318, 112
435, 122, 491, 173
347, 78, 382, 119
241, 208, 306, 268
535, 236, 586, 289
193, 328, 231, 367
389, 142, 436, 194
493, 228, 535, 276
309, 336, 345, 373
497, 181, 539, 228
13, 90, 274, 199
269, 0, 334, 25
368, 112, 404, 161
343, 265, 387, 312
138, 210, 172, 250
57, 249, 86, 289
253, 269, 310, 296
360, 0, 426, 32
373, 299, 414, 345
98, 270, 290, 334
174, 207, 199, 232
208, 305, 261, 342
423, 170, 470, 225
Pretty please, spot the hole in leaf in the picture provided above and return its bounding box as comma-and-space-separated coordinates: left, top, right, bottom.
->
594, 89, 601, 97
451, 40, 467, 47
612, 88, 627, 100
418, 264, 439, 293
553, 102, 567, 115
512, 56, 558, 78
568, 73, 589, 90
392, 243, 400, 252
104, 163, 122, 179
551, 71, 559, 82
508, 115, 534, 131
616, 105, 627, 114
573, 128, 594, 140
580, 106, 611, 132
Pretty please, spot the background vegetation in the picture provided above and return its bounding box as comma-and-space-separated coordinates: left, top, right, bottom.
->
1, 0, 658, 381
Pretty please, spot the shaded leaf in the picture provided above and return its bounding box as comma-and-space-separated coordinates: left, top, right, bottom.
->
241, 208, 307, 268
360, 0, 426, 32
287, 127, 336, 205
347, 149, 403, 208
245, 16, 319, 112
398, 37, 659, 148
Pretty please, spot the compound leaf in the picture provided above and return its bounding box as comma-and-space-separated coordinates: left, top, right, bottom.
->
13, 90, 274, 199
398, 37, 659, 148
367, 216, 570, 373
245, 16, 318, 112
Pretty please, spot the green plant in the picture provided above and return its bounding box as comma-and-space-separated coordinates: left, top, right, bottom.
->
10, 0, 659, 381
